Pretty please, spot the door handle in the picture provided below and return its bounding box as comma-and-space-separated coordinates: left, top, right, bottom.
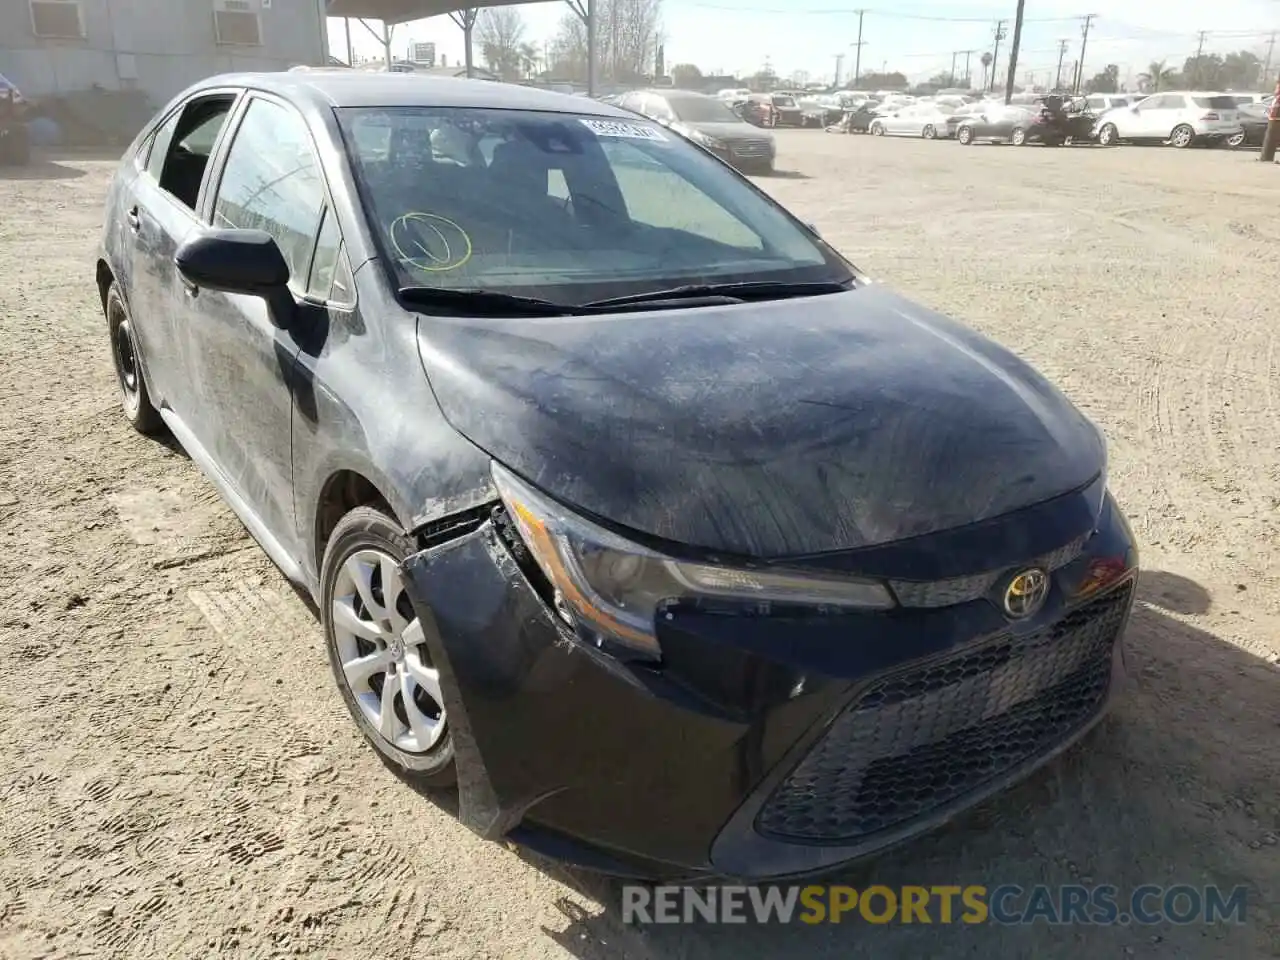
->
126, 206, 140, 231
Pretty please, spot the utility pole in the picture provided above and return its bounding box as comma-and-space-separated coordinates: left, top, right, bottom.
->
1073, 14, 1095, 94
960, 49, 976, 87
834, 52, 845, 87
951, 51, 958, 85
1004, 0, 1024, 104
1264, 32, 1276, 88
1193, 29, 1208, 87
990, 20, 1007, 92
1055, 39, 1069, 91
852, 9, 866, 88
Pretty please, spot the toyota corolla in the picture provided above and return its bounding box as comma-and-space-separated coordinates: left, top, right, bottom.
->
96, 72, 1137, 881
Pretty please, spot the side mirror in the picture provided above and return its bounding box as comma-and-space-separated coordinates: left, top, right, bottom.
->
175, 228, 294, 323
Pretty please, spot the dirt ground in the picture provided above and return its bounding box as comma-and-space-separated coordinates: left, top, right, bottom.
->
1, 132, 1279, 959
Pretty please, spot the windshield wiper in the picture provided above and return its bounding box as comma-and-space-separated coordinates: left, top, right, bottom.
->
399, 286, 579, 317
581, 279, 853, 310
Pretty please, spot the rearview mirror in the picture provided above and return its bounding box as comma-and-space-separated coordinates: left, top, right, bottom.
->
175, 229, 294, 323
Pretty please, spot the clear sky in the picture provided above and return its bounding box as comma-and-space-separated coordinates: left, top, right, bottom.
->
327, 0, 1280, 88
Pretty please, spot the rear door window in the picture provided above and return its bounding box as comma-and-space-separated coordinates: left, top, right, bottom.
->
1193, 95, 1238, 109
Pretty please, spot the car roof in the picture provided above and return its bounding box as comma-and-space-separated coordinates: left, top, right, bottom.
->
184, 71, 631, 117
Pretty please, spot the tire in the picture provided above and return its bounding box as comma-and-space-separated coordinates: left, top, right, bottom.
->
957, 125, 974, 145
1169, 124, 1194, 148
0, 123, 30, 165
1011, 127, 1027, 146
922, 124, 936, 140
870, 121, 884, 136
1098, 123, 1118, 147
321, 506, 457, 786
105, 282, 164, 435
1226, 131, 1245, 148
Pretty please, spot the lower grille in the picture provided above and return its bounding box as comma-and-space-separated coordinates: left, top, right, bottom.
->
731, 139, 771, 157
755, 583, 1132, 844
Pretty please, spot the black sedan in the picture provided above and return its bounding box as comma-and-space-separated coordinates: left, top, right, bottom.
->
614, 88, 776, 174
98, 72, 1137, 881
956, 104, 1066, 146
1229, 102, 1269, 147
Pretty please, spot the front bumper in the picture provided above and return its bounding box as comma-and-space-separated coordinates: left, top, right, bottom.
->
399, 488, 1137, 881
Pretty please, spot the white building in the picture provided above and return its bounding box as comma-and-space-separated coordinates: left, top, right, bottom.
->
1, 0, 328, 107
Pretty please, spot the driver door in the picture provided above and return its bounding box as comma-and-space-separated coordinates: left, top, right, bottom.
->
1129, 94, 1176, 138
184, 93, 331, 554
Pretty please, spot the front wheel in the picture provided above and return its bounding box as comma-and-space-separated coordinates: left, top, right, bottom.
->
1169, 124, 1195, 148
1098, 123, 1118, 146
869, 121, 884, 136
1010, 127, 1027, 146
321, 506, 457, 785
922, 124, 936, 140
957, 125, 974, 145
1226, 131, 1245, 148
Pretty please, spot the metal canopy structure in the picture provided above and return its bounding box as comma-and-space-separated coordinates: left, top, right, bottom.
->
325, 0, 599, 94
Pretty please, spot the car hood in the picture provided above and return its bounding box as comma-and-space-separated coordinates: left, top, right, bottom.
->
677, 120, 772, 140
414, 285, 1105, 559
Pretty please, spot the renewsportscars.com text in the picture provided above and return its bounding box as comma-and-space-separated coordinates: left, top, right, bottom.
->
621, 884, 1249, 926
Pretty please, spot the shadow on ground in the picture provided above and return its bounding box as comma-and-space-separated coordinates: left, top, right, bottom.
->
511, 572, 1279, 958
0, 158, 86, 181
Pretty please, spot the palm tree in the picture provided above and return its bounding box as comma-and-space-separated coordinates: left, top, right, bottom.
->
1004, 0, 1024, 105
980, 51, 993, 90
1138, 60, 1176, 93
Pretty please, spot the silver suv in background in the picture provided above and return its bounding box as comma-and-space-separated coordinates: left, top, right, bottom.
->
1094, 91, 1243, 148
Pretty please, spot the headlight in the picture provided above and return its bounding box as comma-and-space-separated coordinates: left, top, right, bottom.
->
688, 129, 726, 149
491, 463, 895, 660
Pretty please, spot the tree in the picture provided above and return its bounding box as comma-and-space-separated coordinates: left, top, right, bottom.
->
548, 0, 662, 84
1138, 60, 1178, 93
1221, 50, 1262, 89
476, 7, 526, 80
927, 71, 959, 89
671, 63, 703, 88
847, 70, 908, 91
1004, 0, 1025, 105
1084, 63, 1119, 94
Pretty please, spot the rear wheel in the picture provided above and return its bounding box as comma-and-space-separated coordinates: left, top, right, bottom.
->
105, 282, 164, 435
1169, 124, 1194, 148
321, 506, 457, 785
957, 125, 974, 145
922, 124, 936, 139
1011, 127, 1027, 146
1226, 131, 1245, 148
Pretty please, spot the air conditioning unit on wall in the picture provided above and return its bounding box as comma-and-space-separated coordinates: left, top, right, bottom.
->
214, 0, 261, 46
30, 0, 85, 39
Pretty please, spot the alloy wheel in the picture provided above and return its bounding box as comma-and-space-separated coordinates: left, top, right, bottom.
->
958, 126, 973, 145
331, 548, 446, 754
1011, 128, 1027, 146
923, 124, 936, 139
1227, 131, 1245, 148
1170, 125, 1194, 148
1099, 124, 1117, 146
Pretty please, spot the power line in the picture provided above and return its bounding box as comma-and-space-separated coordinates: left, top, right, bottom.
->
679, 2, 1081, 22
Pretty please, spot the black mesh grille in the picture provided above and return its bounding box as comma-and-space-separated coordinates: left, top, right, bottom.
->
756, 583, 1132, 844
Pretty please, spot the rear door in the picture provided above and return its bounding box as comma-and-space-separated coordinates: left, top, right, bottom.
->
125, 92, 240, 420
187, 92, 332, 553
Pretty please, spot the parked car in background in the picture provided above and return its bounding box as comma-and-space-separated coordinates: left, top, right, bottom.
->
0, 71, 29, 165
956, 104, 1065, 146
797, 94, 844, 128
1230, 101, 1269, 147
736, 94, 777, 127
615, 89, 776, 174
1227, 92, 1271, 107
868, 102, 958, 139
716, 87, 751, 103
762, 92, 804, 127
99, 70, 1137, 885
1094, 91, 1243, 148
1083, 94, 1137, 113
836, 100, 884, 133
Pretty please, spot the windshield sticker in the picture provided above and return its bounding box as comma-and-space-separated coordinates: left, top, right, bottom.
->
578, 118, 668, 142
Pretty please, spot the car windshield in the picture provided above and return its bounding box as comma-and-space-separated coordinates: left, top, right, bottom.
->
1193, 96, 1237, 109
666, 95, 739, 123
772, 95, 796, 107
338, 107, 850, 304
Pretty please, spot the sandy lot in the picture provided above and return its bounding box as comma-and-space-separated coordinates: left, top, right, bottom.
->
1, 131, 1279, 959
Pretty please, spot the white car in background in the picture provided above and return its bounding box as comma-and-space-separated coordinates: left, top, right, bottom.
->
1094, 91, 1243, 148
868, 102, 957, 139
